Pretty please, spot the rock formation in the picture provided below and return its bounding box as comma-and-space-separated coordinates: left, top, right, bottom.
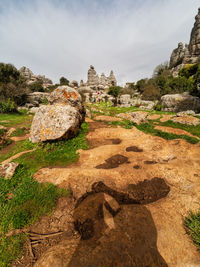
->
80, 65, 117, 90
29, 86, 85, 143
19, 66, 53, 88
170, 8, 200, 75
161, 92, 200, 113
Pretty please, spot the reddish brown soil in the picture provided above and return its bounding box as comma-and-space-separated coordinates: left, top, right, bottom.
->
126, 146, 143, 152
96, 154, 129, 169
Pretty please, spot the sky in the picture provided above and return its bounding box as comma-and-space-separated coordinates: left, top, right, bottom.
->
0, 0, 199, 85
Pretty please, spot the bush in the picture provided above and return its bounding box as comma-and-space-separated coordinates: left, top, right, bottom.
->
28, 80, 44, 92
0, 99, 17, 113
153, 61, 169, 78
154, 102, 163, 111
0, 63, 28, 105
108, 86, 122, 98
60, 77, 69, 85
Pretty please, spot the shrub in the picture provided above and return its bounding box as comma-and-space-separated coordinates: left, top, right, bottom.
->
60, 77, 69, 85
0, 63, 28, 105
28, 80, 44, 92
0, 99, 17, 113
153, 61, 169, 78
108, 86, 122, 98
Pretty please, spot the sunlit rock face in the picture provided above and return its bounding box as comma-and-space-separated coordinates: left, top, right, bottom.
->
29, 86, 85, 143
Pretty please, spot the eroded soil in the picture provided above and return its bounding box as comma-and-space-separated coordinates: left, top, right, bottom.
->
31, 118, 200, 267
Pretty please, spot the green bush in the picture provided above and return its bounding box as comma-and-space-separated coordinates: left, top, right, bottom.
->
108, 86, 122, 98
28, 80, 44, 92
0, 62, 28, 105
0, 99, 17, 113
60, 77, 69, 85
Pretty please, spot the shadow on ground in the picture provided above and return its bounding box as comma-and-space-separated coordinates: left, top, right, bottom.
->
68, 179, 169, 266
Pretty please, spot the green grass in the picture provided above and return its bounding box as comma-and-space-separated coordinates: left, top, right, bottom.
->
98, 118, 199, 144
135, 122, 199, 144
0, 139, 36, 163
0, 112, 32, 127
87, 103, 176, 118
160, 120, 200, 138
10, 127, 29, 137
185, 211, 200, 250
0, 122, 89, 266
0, 234, 26, 267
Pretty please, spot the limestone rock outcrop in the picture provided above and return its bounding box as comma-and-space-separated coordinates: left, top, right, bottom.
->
81, 65, 117, 90
19, 66, 53, 88
29, 86, 85, 143
0, 162, 19, 179
25, 92, 50, 107
119, 94, 131, 107
161, 92, 200, 113
170, 8, 200, 75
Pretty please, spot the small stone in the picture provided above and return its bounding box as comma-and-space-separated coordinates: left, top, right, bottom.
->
0, 162, 19, 179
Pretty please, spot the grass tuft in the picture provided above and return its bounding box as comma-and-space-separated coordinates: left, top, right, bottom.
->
185, 211, 200, 250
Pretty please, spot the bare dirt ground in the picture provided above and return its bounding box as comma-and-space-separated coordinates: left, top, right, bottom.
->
29, 118, 200, 267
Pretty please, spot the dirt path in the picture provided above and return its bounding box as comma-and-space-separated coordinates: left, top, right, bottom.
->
31, 119, 200, 267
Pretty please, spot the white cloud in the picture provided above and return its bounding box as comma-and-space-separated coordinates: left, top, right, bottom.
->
0, 0, 199, 85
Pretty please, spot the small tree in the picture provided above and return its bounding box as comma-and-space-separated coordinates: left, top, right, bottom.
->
108, 86, 121, 98
60, 77, 69, 85
153, 61, 169, 78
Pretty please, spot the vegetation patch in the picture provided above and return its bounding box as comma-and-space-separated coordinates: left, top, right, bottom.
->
10, 127, 29, 137
98, 118, 199, 144
0, 112, 32, 127
185, 211, 200, 250
160, 120, 200, 138
135, 122, 199, 144
0, 122, 89, 266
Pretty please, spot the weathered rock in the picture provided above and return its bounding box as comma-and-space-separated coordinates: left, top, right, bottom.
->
177, 110, 196, 116
69, 80, 78, 88
87, 65, 100, 89
119, 94, 131, 107
170, 8, 200, 74
117, 113, 133, 120
84, 65, 117, 90
161, 92, 200, 113
0, 162, 19, 179
6, 128, 16, 137
19, 66, 52, 88
0, 125, 7, 131
170, 42, 185, 69
129, 111, 148, 125
189, 8, 200, 61
26, 92, 50, 106
172, 115, 200, 126
29, 107, 39, 114
29, 86, 85, 143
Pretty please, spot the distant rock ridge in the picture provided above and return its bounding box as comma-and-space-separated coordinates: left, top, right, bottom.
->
80, 65, 117, 90
19, 66, 53, 88
169, 8, 200, 76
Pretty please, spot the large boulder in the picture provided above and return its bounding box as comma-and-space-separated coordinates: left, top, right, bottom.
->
161, 92, 200, 113
29, 86, 85, 143
119, 94, 131, 107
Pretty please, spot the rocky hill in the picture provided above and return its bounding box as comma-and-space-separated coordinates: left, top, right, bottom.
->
170, 8, 200, 76
19, 66, 53, 89
80, 65, 117, 90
